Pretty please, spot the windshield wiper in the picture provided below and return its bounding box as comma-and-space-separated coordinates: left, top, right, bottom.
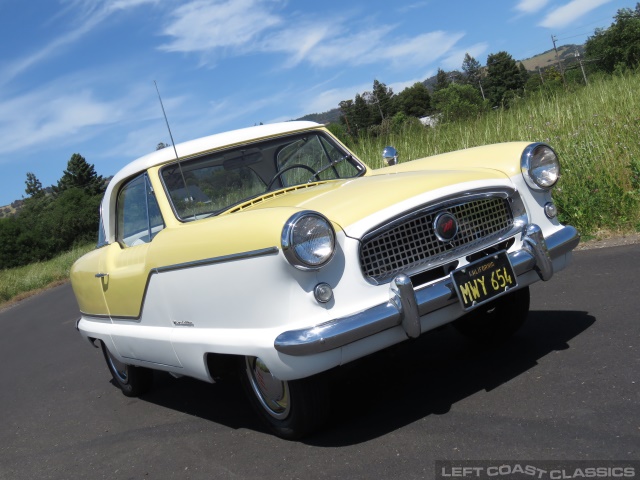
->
307, 154, 353, 182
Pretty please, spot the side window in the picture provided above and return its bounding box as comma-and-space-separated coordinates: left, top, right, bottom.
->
97, 212, 107, 248
117, 174, 165, 247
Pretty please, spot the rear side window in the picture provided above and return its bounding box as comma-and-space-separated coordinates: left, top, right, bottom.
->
96, 200, 108, 248
116, 174, 165, 247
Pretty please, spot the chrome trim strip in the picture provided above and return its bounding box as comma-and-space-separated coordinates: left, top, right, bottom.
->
153, 246, 279, 274
361, 188, 518, 241
274, 224, 579, 356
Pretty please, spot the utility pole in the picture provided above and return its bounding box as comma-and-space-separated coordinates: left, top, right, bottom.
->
551, 35, 567, 87
478, 80, 486, 100
575, 50, 588, 85
537, 66, 544, 83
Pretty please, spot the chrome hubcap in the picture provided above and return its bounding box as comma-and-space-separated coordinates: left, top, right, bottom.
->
246, 357, 290, 420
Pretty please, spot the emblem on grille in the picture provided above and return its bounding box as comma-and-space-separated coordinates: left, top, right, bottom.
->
434, 212, 458, 242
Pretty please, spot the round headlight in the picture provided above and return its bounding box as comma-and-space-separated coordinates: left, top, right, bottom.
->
521, 143, 560, 190
282, 211, 335, 270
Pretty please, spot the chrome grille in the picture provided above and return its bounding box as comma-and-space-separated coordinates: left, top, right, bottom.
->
360, 197, 514, 282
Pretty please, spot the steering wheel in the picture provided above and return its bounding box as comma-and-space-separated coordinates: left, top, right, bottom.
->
266, 164, 319, 190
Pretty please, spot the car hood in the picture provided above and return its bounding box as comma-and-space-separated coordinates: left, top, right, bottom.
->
225, 168, 512, 237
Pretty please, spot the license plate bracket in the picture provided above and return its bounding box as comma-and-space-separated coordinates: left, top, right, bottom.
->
451, 251, 518, 311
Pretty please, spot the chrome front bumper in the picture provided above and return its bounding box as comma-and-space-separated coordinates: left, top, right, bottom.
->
274, 224, 580, 356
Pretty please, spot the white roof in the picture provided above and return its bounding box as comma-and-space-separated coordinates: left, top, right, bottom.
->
109, 120, 322, 188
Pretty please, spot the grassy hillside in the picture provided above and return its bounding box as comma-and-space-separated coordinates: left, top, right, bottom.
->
520, 44, 584, 72
347, 72, 640, 237
0, 244, 94, 305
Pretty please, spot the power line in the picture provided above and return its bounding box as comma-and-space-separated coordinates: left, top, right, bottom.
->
556, 31, 595, 41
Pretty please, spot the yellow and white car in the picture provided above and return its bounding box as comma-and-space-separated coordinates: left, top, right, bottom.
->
71, 121, 579, 438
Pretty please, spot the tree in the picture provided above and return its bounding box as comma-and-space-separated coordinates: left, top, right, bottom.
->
55, 153, 105, 196
25, 172, 44, 198
338, 99, 355, 135
484, 51, 525, 107
367, 80, 395, 124
433, 68, 450, 92
585, 4, 640, 73
461, 53, 483, 89
352, 93, 372, 132
518, 63, 530, 89
394, 82, 431, 117
432, 83, 488, 122
156, 142, 170, 150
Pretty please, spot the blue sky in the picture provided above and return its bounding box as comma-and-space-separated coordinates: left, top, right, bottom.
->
0, 0, 629, 206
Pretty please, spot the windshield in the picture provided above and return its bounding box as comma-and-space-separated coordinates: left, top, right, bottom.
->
160, 131, 365, 221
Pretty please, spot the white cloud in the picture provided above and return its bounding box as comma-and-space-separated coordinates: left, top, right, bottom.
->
159, 1, 464, 71
515, 0, 550, 14
539, 0, 613, 28
0, 71, 158, 159
300, 82, 372, 115
375, 31, 465, 68
396, 1, 430, 14
0, 0, 158, 85
0, 90, 119, 157
160, 0, 282, 53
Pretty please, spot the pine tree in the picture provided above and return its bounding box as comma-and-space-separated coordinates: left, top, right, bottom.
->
55, 153, 105, 196
339, 99, 355, 135
485, 51, 523, 107
25, 172, 44, 198
369, 79, 395, 123
352, 93, 372, 132
433, 68, 450, 92
518, 63, 530, 89
462, 53, 483, 89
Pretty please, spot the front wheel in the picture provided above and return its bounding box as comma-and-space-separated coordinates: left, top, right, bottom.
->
101, 342, 153, 397
452, 286, 530, 345
240, 356, 330, 439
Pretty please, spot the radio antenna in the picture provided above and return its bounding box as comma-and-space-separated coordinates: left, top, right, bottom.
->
154, 81, 194, 219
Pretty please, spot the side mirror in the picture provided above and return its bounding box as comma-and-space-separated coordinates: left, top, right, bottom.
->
382, 146, 398, 166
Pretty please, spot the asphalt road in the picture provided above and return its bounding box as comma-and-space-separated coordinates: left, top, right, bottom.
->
0, 245, 638, 480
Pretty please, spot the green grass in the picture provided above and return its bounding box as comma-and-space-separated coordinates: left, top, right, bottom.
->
348, 72, 640, 236
0, 244, 94, 306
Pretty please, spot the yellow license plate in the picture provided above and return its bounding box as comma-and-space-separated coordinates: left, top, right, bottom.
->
451, 251, 518, 311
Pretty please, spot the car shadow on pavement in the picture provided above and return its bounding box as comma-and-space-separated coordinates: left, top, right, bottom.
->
135, 309, 595, 444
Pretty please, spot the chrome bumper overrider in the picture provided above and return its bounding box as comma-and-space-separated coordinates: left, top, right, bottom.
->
274, 224, 580, 356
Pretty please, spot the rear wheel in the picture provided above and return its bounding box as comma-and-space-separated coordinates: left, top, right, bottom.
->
240, 356, 330, 439
101, 342, 153, 397
452, 286, 530, 345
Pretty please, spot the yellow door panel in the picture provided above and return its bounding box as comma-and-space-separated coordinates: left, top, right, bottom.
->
70, 248, 110, 316
101, 242, 150, 319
